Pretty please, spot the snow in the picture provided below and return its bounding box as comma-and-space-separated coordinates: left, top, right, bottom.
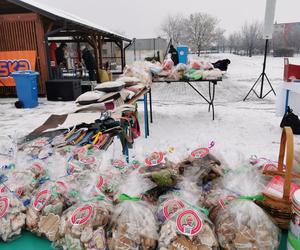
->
1, 53, 300, 167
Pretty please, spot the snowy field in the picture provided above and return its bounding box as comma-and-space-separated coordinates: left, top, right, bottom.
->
1, 53, 300, 167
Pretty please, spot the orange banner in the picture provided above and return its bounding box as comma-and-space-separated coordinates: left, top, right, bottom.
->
0, 51, 37, 87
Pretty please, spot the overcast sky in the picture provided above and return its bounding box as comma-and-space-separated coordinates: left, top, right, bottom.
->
40, 0, 300, 39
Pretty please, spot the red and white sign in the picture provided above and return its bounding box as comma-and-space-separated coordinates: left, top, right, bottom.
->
176, 209, 203, 236
71, 205, 93, 225
191, 148, 209, 159
33, 189, 51, 211
145, 152, 164, 166
0, 197, 9, 218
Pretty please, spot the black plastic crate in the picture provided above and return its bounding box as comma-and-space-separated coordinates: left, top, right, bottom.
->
45, 79, 82, 101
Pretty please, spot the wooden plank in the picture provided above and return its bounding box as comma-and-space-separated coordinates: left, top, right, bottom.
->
126, 87, 149, 105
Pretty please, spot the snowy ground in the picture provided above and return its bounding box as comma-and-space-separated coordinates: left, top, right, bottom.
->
1, 53, 300, 167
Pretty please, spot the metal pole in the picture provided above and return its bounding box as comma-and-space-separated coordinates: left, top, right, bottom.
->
260, 39, 269, 98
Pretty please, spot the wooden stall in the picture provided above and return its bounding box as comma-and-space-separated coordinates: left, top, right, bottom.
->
0, 0, 131, 96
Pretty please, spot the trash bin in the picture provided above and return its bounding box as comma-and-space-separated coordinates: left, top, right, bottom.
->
11, 70, 39, 108
177, 45, 189, 64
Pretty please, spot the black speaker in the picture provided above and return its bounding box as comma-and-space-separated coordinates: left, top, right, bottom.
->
45, 79, 82, 101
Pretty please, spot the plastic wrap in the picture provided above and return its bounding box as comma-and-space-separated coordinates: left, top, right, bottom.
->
177, 145, 223, 187
0, 192, 26, 241
213, 169, 280, 249
56, 198, 112, 250
107, 173, 158, 250
26, 177, 76, 241
162, 59, 174, 71
0, 170, 36, 207
158, 180, 219, 250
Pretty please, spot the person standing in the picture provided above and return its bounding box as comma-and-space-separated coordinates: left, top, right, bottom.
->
169, 44, 179, 66
82, 47, 96, 81
55, 43, 67, 79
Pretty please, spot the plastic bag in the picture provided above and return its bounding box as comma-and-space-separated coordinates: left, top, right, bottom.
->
0, 170, 36, 207
162, 59, 174, 71
26, 177, 76, 241
213, 169, 280, 249
0, 192, 26, 241
56, 198, 112, 250
177, 144, 223, 187
107, 173, 158, 250
158, 180, 219, 249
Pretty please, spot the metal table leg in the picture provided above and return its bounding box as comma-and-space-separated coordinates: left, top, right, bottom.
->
143, 93, 149, 137
208, 81, 212, 112
285, 90, 290, 113
210, 82, 216, 120
149, 88, 153, 123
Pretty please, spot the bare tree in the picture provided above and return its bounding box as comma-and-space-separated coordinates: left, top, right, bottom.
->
185, 13, 218, 56
240, 21, 263, 57
161, 14, 185, 45
215, 28, 227, 52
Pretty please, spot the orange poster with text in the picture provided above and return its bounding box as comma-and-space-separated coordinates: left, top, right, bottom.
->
0, 51, 37, 86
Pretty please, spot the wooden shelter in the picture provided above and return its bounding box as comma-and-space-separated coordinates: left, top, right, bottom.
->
0, 0, 131, 96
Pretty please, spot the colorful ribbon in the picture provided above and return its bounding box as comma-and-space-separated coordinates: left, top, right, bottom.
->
118, 193, 141, 201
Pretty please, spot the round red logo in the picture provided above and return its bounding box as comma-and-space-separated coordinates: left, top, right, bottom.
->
71, 205, 93, 225
67, 162, 81, 174
163, 199, 185, 220
31, 162, 44, 174
263, 163, 277, 172
176, 209, 203, 236
112, 160, 126, 169
0, 197, 9, 218
96, 176, 104, 190
80, 156, 96, 165
145, 152, 164, 166
191, 148, 209, 159
33, 189, 51, 211
55, 181, 68, 194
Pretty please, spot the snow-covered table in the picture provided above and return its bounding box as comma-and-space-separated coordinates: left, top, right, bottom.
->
152, 78, 222, 120
276, 82, 300, 116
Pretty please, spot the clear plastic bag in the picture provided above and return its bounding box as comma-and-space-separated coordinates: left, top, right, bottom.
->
56, 198, 112, 250
0, 191, 26, 241
26, 177, 76, 241
213, 169, 280, 250
158, 180, 219, 250
107, 173, 158, 250
177, 144, 223, 187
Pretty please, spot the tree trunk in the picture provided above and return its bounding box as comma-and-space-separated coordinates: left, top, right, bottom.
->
197, 45, 201, 56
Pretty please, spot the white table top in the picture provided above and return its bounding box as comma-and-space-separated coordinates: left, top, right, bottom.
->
281, 82, 300, 94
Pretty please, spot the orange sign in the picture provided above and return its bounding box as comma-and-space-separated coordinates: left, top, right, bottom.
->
0, 51, 37, 86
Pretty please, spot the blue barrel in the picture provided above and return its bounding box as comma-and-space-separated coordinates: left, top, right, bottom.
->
177, 45, 189, 64
11, 70, 39, 108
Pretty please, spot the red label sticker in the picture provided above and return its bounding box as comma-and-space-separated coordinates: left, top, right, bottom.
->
15, 187, 24, 198
73, 147, 87, 156
0, 185, 7, 193
67, 162, 81, 174
80, 156, 96, 165
191, 148, 209, 159
218, 195, 237, 209
33, 139, 48, 147
176, 209, 203, 236
263, 163, 277, 172
112, 159, 126, 169
96, 176, 104, 190
0, 197, 9, 218
31, 162, 44, 174
145, 152, 164, 166
55, 181, 68, 194
264, 175, 300, 200
71, 205, 93, 225
33, 189, 51, 211
163, 199, 185, 220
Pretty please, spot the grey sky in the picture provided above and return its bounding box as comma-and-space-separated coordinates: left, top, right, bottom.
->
40, 0, 300, 39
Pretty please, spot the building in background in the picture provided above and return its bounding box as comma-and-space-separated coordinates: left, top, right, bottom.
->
273, 22, 300, 56
126, 37, 168, 64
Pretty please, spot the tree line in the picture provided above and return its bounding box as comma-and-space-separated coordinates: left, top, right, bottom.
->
161, 13, 300, 57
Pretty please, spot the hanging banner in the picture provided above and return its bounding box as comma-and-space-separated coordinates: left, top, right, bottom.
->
0, 50, 37, 86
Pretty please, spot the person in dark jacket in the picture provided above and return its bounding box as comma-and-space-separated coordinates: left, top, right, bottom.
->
55, 43, 67, 66
82, 47, 96, 81
169, 44, 179, 66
